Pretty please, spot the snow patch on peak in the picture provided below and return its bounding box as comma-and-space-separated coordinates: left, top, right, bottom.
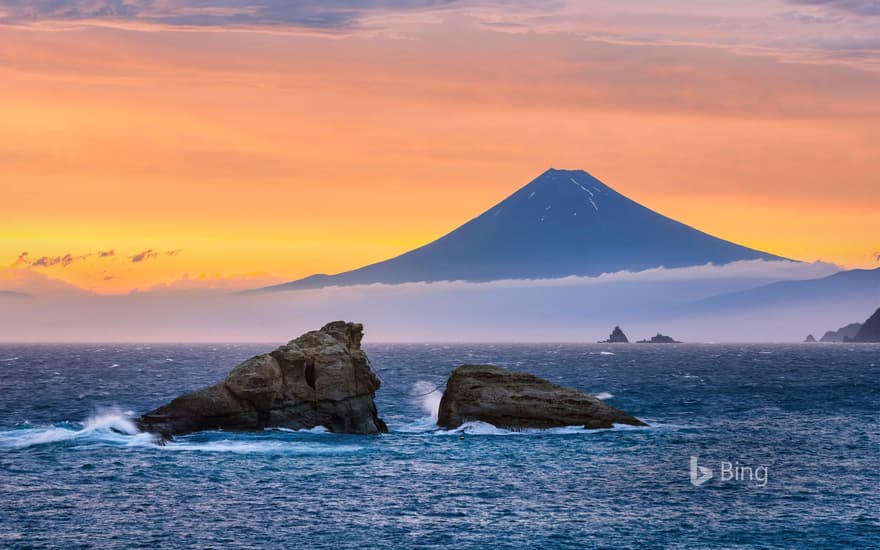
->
570, 177, 600, 212
570, 178, 594, 197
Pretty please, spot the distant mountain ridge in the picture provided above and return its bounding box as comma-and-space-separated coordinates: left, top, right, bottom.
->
821, 323, 863, 343
693, 268, 880, 312
259, 168, 785, 291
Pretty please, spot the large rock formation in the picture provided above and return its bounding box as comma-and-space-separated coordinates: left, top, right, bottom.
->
138, 321, 387, 438
804, 334, 817, 343
437, 365, 646, 430
850, 308, 880, 342
600, 326, 629, 343
820, 323, 862, 343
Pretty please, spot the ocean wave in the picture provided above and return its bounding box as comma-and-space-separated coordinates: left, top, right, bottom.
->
0, 410, 152, 450
162, 438, 363, 455
0, 410, 367, 455
594, 392, 614, 400
268, 426, 330, 434
390, 416, 439, 434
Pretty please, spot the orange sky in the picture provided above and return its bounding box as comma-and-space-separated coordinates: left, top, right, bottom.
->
1, 2, 878, 294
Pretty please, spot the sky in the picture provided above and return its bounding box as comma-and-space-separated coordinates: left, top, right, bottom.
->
1, 0, 879, 295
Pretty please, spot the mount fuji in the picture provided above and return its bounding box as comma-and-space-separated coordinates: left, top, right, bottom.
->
261, 168, 785, 291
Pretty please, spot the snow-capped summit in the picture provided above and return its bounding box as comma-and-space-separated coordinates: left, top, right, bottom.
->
260, 168, 785, 291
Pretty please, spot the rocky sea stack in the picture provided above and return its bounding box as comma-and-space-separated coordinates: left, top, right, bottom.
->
600, 326, 629, 343
437, 365, 646, 430
138, 321, 387, 438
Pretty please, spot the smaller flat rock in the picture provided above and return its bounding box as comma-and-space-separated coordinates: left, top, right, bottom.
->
437, 365, 647, 430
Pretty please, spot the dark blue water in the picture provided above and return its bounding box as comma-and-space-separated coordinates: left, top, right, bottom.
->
1, 344, 878, 548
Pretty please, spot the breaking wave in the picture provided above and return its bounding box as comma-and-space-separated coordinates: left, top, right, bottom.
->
0, 409, 152, 450
0, 410, 361, 455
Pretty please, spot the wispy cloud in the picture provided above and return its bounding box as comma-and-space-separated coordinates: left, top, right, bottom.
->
0, 0, 469, 30
786, 0, 880, 17
11, 248, 175, 268
0, 0, 877, 71
128, 249, 182, 262
129, 249, 158, 263
13, 250, 116, 268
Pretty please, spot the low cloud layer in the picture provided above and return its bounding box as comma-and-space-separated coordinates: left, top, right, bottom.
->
1, 259, 864, 343
264, 260, 840, 294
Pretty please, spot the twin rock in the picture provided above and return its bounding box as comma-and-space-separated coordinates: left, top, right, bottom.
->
138, 321, 646, 439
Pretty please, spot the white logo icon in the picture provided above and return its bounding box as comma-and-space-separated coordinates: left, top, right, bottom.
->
690, 456, 713, 486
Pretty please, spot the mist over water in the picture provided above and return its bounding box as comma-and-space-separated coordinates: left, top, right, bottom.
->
1, 343, 878, 547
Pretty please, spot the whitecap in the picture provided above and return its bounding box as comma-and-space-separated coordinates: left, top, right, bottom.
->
599, 351, 615, 356
162, 439, 362, 455
594, 392, 614, 400
434, 421, 647, 436
270, 426, 329, 434
0, 409, 146, 450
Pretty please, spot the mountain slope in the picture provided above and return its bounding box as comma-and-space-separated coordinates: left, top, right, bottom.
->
852, 308, 880, 342
692, 268, 880, 311
261, 168, 784, 291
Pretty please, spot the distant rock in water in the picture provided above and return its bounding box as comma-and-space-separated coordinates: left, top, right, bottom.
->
600, 326, 629, 343
437, 365, 646, 430
804, 334, 817, 343
637, 333, 681, 344
138, 321, 387, 438
819, 323, 862, 343
850, 308, 880, 343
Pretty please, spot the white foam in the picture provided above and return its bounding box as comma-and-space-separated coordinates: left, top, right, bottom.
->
594, 392, 614, 400
599, 351, 615, 356
162, 439, 362, 455
412, 381, 443, 423
0, 409, 145, 450
434, 421, 642, 436
0, 357, 19, 362
270, 426, 329, 434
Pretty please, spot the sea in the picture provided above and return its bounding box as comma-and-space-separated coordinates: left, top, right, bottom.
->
0, 343, 877, 548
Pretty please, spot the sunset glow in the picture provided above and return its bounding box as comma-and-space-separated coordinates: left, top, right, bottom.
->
2, 1, 878, 294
